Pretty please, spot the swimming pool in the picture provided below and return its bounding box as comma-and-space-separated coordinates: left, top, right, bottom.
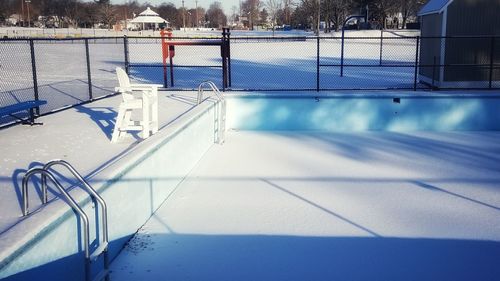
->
1, 92, 500, 281
110, 130, 500, 281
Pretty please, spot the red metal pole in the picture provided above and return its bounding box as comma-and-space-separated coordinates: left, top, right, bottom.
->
160, 29, 169, 88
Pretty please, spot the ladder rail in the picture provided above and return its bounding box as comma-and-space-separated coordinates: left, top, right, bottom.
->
197, 81, 226, 144
42, 159, 109, 244
22, 162, 110, 281
22, 168, 91, 259
197, 80, 224, 104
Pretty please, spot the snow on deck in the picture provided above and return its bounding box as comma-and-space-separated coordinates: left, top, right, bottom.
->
110, 131, 500, 280
0, 91, 206, 235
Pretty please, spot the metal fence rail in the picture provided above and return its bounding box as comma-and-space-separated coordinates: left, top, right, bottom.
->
1, 34, 499, 127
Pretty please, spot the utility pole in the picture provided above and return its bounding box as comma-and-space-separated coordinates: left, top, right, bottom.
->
195, 0, 198, 28
182, 0, 186, 31
317, 0, 320, 35
20, 0, 24, 27
25, 0, 31, 27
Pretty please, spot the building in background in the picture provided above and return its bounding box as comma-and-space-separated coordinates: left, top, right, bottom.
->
418, 0, 500, 88
130, 7, 169, 30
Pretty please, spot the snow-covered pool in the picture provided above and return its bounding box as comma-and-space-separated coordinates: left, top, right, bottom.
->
1, 92, 500, 281
110, 93, 500, 280
110, 130, 500, 281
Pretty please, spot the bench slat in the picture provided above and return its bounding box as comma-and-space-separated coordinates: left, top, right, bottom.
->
0, 100, 47, 117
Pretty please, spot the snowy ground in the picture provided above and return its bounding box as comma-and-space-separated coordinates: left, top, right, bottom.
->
110, 130, 500, 281
0, 90, 212, 235
0, 27, 419, 39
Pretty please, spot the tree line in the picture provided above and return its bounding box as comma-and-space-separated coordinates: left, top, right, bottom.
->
237, 0, 427, 32
0, 0, 227, 29
0, 0, 426, 30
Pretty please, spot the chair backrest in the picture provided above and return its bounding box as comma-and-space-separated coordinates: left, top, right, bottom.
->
116, 67, 134, 102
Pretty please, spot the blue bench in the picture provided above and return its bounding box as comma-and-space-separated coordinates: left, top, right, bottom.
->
0, 100, 47, 125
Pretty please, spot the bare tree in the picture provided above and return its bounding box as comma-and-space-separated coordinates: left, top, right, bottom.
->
157, 2, 181, 28
156, 3, 182, 27
100, 2, 116, 28
373, 0, 399, 28
282, 0, 294, 24
399, 0, 425, 28
230, 5, 239, 26
266, 0, 282, 35
0, 0, 16, 20
206, 1, 227, 28
241, 0, 261, 30
259, 8, 268, 25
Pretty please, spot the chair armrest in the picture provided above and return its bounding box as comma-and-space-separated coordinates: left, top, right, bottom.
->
130, 84, 163, 90
115, 86, 155, 93
115, 87, 133, 93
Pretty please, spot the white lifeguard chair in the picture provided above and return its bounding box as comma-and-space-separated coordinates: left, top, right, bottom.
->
111, 67, 161, 143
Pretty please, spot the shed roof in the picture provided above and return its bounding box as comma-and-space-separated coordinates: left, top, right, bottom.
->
418, 0, 453, 16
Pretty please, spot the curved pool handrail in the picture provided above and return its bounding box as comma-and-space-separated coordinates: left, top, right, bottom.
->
42, 159, 108, 243
197, 81, 226, 144
197, 80, 224, 104
22, 168, 91, 259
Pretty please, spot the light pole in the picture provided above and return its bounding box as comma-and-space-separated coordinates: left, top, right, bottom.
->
247, 11, 252, 30
25, 0, 31, 28
182, 0, 186, 31
317, 0, 320, 35
20, 0, 24, 27
195, 0, 198, 28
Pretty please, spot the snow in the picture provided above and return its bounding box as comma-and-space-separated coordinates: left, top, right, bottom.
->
0, 90, 213, 236
1, 28, 499, 279
110, 130, 500, 280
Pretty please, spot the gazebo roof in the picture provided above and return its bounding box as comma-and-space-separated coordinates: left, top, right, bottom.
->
139, 7, 159, 16
130, 7, 169, 24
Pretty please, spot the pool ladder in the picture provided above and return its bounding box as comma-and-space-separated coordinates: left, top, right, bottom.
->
197, 81, 226, 144
22, 160, 109, 281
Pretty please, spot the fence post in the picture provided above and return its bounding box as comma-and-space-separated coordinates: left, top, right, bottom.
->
227, 29, 232, 87
379, 29, 383, 66
432, 56, 436, 89
123, 36, 130, 74
413, 36, 420, 91
221, 28, 229, 91
316, 36, 320, 91
340, 28, 345, 77
85, 39, 93, 100
29, 39, 40, 114
489, 36, 495, 89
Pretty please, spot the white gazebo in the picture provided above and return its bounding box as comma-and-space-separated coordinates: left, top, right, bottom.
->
130, 7, 169, 30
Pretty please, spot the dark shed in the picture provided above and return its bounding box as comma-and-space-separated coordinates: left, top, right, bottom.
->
418, 0, 500, 88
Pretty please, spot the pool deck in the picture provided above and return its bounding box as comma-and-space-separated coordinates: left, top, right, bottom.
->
110, 130, 500, 280
0, 91, 213, 237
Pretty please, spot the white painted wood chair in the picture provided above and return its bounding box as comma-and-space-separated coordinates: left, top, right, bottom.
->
111, 67, 161, 143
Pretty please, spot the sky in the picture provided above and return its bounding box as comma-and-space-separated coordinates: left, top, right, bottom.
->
111, 0, 240, 15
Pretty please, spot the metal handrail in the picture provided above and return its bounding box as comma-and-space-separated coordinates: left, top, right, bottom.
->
197, 80, 224, 104
22, 162, 110, 281
22, 168, 91, 260
197, 81, 226, 144
42, 159, 108, 244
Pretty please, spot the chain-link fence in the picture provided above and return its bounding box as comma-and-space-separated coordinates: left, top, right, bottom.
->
0, 37, 125, 125
126, 36, 226, 89
1, 34, 499, 127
